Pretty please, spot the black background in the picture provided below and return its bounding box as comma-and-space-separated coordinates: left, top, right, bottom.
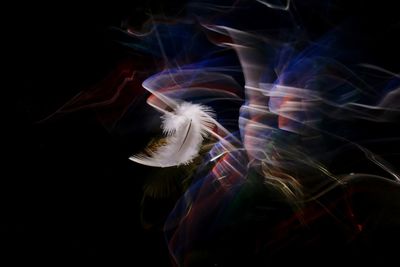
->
6, 0, 400, 266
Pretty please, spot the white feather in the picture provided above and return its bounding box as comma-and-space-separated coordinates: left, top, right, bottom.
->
129, 102, 215, 167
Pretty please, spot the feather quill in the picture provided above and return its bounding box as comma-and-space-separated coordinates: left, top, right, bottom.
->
129, 102, 215, 167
